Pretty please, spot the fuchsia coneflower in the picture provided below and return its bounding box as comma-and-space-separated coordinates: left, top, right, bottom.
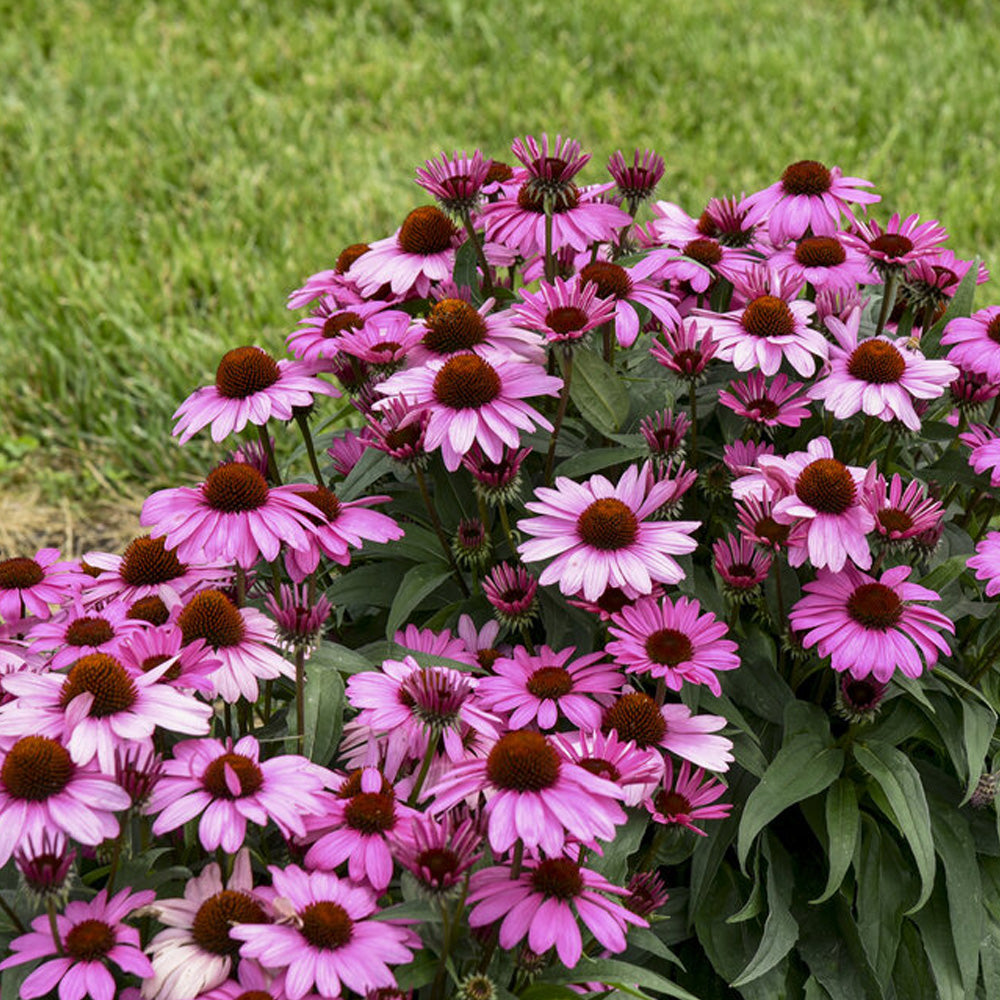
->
842, 212, 948, 274
512, 276, 617, 345
482, 563, 539, 627
968, 532, 1000, 598
550, 728, 663, 808
649, 318, 718, 379
607, 148, 665, 206
788, 565, 954, 682
645, 757, 731, 836
0, 548, 83, 622
286, 300, 406, 365
864, 473, 944, 543
718, 372, 812, 430
416, 149, 492, 216
941, 305, 1000, 382
768, 233, 875, 293
27, 598, 142, 669
713, 533, 772, 597
396, 810, 483, 896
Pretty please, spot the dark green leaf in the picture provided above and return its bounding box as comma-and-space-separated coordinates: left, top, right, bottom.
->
452, 238, 481, 303
795, 895, 882, 1000
385, 563, 454, 638
737, 738, 843, 869
392, 952, 438, 990
911, 878, 967, 1000
325, 562, 407, 608
628, 925, 685, 967
566, 346, 630, 435
722, 626, 794, 724
553, 444, 647, 480
812, 778, 859, 904
922, 257, 980, 356
310, 640, 374, 675
302, 654, 344, 764
854, 739, 936, 913
588, 810, 646, 885
541, 957, 702, 1000
961, 699, 997, 804
338, 447, 394, 501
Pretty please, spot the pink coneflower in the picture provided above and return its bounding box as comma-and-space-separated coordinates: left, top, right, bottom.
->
117, 624, 218, 695
576, 258, 681, 348
511, 133, 590, 201
601, 692, 733, 772
467, 858, 646, 968
768, 233, 875, 293
483, 563, 539, 627
837, 675, 888, 723
698, 265, 826, 377
349, 205, 460, 298
286, 243, 373, 310
650, 318, 718, 378
961, 424, 1000, 487
230, 865, 418, 1000
333, 311, 422, 371
0, 548, 82, 622
427, 729, 626, 855
713, 533, 772, 596
457, 615, 503, 669
81, 535, 230, 608
265, 583, 332, 656
608, 148, 665, 207
742, 160, 879, 244
367, 397, 430, 468
809, 308, 957, 431
27, 598, 142, 669
114, 743, 163, 809
172, 347, 338, 445
409, 296, 545, 365
566, 582, 663, 622
0, 887, 154, 999
718, 372, 812, 429
395, 810, 483, 896
284, 485, 403, 580
517, 463, 700, 601
864, 473, 944, 543
463, 443, 532, 504
757, 436, 875, 572
941, 306, 1000, 382
950, 368, 1000, 411
645, 460, 698, 516
141, 463, 320, 569
789, 565, 954, 681
637, 409, 689, 462
623, 871, 670, 918
0, 734, 129, 866
969, 532, 1000, 597
15, 829, 76, 903
143, 848, 269, 1000
393, 624, 475, 664
606, 595, 739, 696
376, 352, 561, 471
0, 652, 212, 773
327, 426, 373, 477
903, 249, 988, 317
648, 197, 760, 253
176, 589, 294, 703
286, 301, 405, 365
512, 276, 617, 345
645, 757, 731, 835
723, 440, 776, 477
416, 149, 492, 216
842, 212, 948, 274
815, 286, 870, 325
477, 645, 622, 730
149, 735, 330, 852
550, 728, 663, 807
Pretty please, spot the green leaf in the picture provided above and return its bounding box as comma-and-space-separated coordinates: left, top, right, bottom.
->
922, 257, 980, 356
1, 963, 32, 1000
722, 626, 794, 724
385, 563, 454, 638
727, 842, 764, 924
911, 879, 967, 1000
310, 640, 374, 675
961, 699, 997, 805
737, 737, 844, 870
325, 562, 407, 608
731, 836, 799, 988
566, 346, 630, 435
302, 654, 344, 764
628, 925, 685, 967
519, 986, 582, 1000
541, 957, 702, 1000
854, 739, 936, 914
452, 237, 481, 303
588, 810, 646, 885
795, 896, 882, 1000
338, 446, 393, 501
392, 952, 438, 990
553, 444, 647, 480
812, 778, 859, 904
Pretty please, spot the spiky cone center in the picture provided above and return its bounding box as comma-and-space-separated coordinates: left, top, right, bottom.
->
65, 616, 115, 648
683, 238, 723, 267
579, 261, 632, 300
298, 484, 341, 523
336, 243, 370, 273
780, 159, 832, 196
202, 752, 264, 799
215, 347, 281, 399
299, 901, 354, 950
746, 397, 781, 420
338, 769, 394, 799
193, 890, 268, 957
530, 858, 583, 900
127, 595, 170, 626
402, 670, 469, 729
645, 628, 694, 667
64, 919, 115, 961
416, 846, 462, 886
486, 161, 513, 185
795, 458, 856, 514
595, 586, 632, 615
397, 206, 457, 255
847, 339, 906, 384
485, 731, 560, 791
725, 562, 760, 584
344, 791, 396, 834
204, 462, 270, 513
577, 498, 639, 551
654, 789, 693, 816
433, 354, 502, 409
545, 305, 590, 337
526, 666, 573, 700
846, 582, 903, 630
624, 873, 669, 917
602, 692, 666, 748
0, 556, 45, 589
59, 654, 138, 717
424, 298, 488, 354
577, 757, 620, 781
516, 182, 580, 214
119, 535, 186, 585
877, 508, 914, 534
178, 589, 246, 649
869, 233, 914, 259
1, 736, 74, 801
235, 993, 272, 1000
841, 677, 886, 714
741, 295, 795, 338
794, 236, 845, 267
754, 515, 790, 547
459, 974, 497, 1000
323, 311, 363, 338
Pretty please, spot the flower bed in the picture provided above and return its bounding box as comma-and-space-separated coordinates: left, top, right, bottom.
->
1, 135, 999, 999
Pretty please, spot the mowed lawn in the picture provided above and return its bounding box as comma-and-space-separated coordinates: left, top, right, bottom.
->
2, 0, 999, 507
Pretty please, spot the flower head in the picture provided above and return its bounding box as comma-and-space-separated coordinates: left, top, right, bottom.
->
513, 276, 617, 345
482, 563, 539, 628
645, 757, 731, 835
843, 212, 948, 274
0, 548, 85, 622
718, 372, 812, 429
941, 306, 1000, 382
607, 148, 665, 206
968, 532, 1000, 597
416, 149, 492, 216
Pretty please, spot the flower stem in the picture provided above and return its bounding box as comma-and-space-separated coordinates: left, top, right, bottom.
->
510, 839, 524, 880
461, 211, 493, 297
0, 893, 25, 934
497, 502, 517, 558
295, 411, 326, 487
295, 646, 306, 754
407, 729, 441, 807
874, 270, 900, 337
990, 394, 1000, 427
414, 467, 470, 597
688, 378, 699, 465
235, 565, 246, 607
544, 211, 556, 283
544, 348, 574, 486
47, 897, 63, 955
105, 828, 124, 895
257, 424, 282, 485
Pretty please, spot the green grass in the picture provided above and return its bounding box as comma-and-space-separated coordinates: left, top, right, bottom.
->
2, 0, 999, 500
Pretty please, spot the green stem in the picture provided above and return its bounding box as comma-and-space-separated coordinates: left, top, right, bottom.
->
510, 839, 524, 880
544, 211, 556, 283
295, 411, 326, 487
882, 424, 899, 475
235, 565, 246, 607
414, 467, 470, 597
223, 702, 233, 740
859, 415, 875, 464
544, 348, 574, 485
408, 729, 441, 806
688, 378, 699, 465
497, 502, 517, 558
257, 424, 282, 484
105, 827, 124, 894
295, 647, 306, 754
461, 211, 493, 296
990, 395, 1000, 427
47, 897, 64, 955
874, 270, 900, 338
0, 893, 25, 934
